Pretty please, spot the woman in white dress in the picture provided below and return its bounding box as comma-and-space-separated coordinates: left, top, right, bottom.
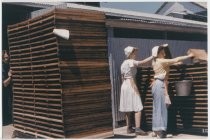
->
120, 46, 153, 136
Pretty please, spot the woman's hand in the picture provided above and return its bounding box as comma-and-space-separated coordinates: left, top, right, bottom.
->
4, 70, 13, 87
8, 70, 13, 78
188, 53, 194, 58
150, 79, 155, 88
173, 61, 183, 66
187, 50, 195, 58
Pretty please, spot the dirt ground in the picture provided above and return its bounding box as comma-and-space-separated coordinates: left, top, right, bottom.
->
2, 124, 208, 139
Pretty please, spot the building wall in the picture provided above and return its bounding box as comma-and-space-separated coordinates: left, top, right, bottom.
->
180, 2, 206, 14
157, 2, 206, 16
2, 4, 42, 50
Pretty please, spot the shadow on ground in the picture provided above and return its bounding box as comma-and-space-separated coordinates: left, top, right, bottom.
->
107, 134, 136, 139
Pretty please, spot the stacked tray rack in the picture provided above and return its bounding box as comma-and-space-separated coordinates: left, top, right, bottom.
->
8, 8, 113, 138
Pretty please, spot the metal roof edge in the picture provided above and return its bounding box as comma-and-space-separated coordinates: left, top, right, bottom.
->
170, 11, 207, 18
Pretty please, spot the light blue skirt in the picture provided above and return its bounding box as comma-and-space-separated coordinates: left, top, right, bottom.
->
152, 79, 168, 131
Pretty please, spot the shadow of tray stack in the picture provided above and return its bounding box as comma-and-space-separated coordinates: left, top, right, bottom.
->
7, 8, 113, 138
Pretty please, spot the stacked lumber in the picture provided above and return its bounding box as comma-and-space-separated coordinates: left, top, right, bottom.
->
8, 8, 113, 138
136, 63, 207, 134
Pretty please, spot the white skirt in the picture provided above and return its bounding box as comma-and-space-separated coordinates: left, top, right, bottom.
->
119, 78, 143, 112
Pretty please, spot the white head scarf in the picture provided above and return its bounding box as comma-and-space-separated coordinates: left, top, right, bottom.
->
152, 46, 160, 57
124, 46, 137, 58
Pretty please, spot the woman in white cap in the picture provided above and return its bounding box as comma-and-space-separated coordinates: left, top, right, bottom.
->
151, 44, 194, 138
120, 46, 153, 136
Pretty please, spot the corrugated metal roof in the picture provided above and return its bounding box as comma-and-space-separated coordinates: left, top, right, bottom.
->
66, 3, 206, 28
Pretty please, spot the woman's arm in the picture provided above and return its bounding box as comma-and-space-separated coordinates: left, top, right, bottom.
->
121, 74, 125, 82
172, 61, 183, 66
3, 70, 12, 87
135, 56, 153, 66
160, 54, 193, 65
3, 76, 12, 87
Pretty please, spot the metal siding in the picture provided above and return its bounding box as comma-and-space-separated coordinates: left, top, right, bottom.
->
108, 37, 207, 127
108, 38, 125, 126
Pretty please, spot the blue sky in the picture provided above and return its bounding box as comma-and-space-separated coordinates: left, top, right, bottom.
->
100, 2, 164, 14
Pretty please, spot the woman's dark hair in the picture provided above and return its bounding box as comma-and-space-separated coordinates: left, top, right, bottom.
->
153, 45, 172, 63
157, 46, 164, 56
128, 48, 138, 59
163, 46, 172, 59
157, 45, 172, 59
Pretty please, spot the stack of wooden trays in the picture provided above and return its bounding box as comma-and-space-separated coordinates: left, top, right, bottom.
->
8, 8, 113, 138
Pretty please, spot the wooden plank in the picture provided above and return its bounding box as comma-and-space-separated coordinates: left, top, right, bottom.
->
14, 115, 63, 129
13, 112, 63, 123
8, 14, 54, 33
14, 124, 64, 138
9, 37, 57, 50
14, 108, 63, 121
54, 8, 105, 19
8, 23, 54, 42
14, 91, 61, 97
63, 83, 111, 94
14, 100, 61, 108
14, 119, 64, 133
14, 87, 61, 92
59, 60, 108, 68
13, 103, 62, 113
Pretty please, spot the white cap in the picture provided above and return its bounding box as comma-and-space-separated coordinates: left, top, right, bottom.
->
152, 46, 160, 57
162, 44, 168, 47
53, 28, 70, 40
124, 46, 137, 58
